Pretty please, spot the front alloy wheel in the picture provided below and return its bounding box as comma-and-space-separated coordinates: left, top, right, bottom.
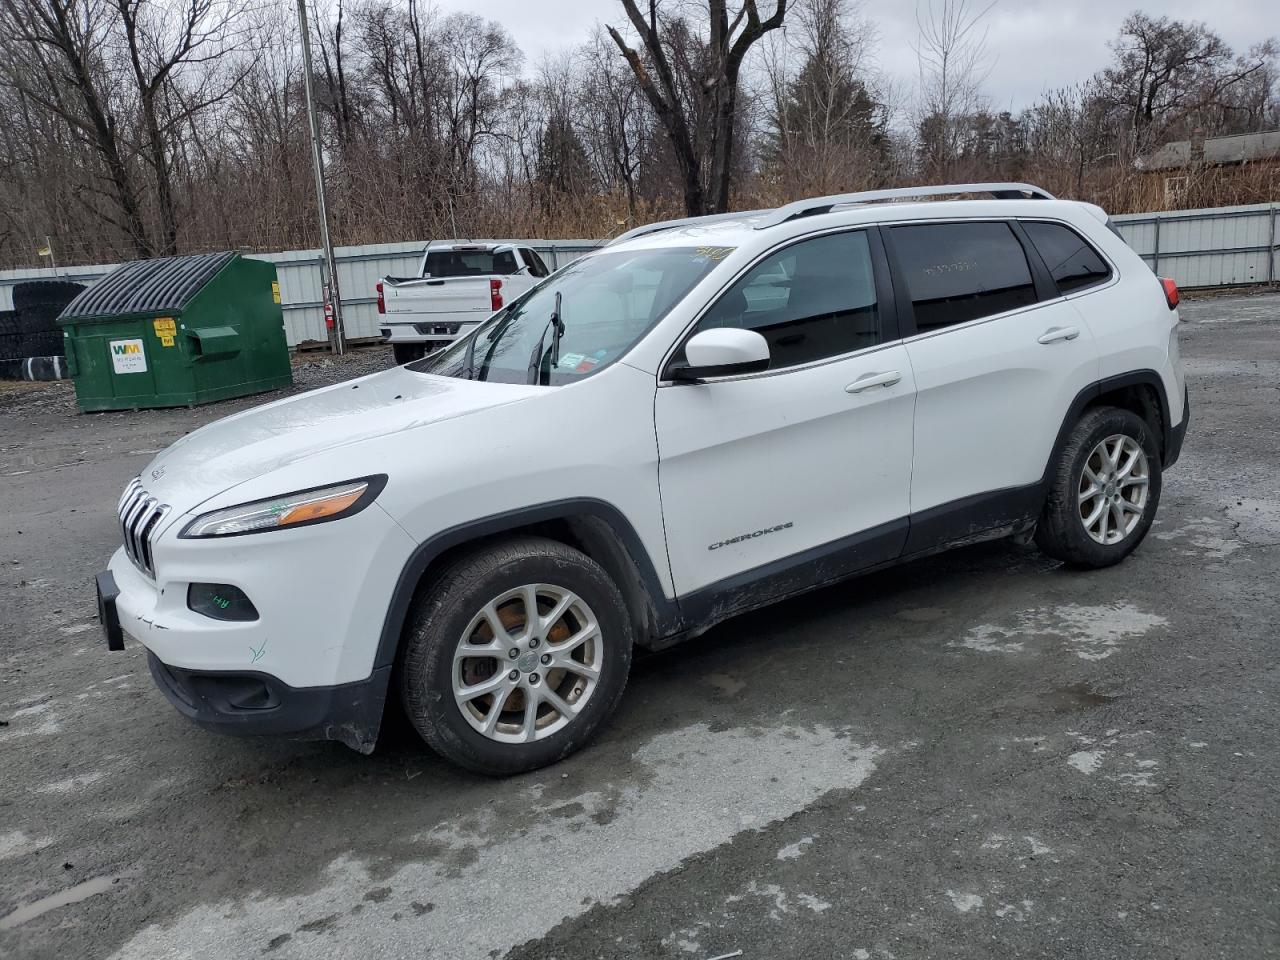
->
453, 584, 604, 743
400, 537, 632, 775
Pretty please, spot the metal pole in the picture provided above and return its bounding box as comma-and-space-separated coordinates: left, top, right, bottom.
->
1268, 203, 1276, 285
46, 236, 57, 271
296, 0, 345, 354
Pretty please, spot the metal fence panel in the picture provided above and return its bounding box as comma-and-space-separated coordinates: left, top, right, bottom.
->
1111, 202, 1278, 288
3, 209, 1275, 339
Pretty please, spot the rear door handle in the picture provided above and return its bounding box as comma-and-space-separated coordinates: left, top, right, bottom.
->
845, 370, 902, 394
1038, 326, 1080, 344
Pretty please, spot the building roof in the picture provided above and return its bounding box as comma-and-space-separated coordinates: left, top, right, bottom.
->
1140, 130, 1280, 171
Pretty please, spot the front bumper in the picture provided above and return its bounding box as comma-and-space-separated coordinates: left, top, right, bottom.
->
100, 498, 417, 752
98, 561, 393, 753
146, 653, 390, 753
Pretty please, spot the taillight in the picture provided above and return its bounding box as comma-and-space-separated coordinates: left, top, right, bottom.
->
1160, 276, 1179, 310
490, 278, 503, 311
376, 281, 385, 314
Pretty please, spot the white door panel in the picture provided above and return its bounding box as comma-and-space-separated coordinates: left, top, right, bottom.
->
905, 301, 1100, 513
655, 345, 915, 596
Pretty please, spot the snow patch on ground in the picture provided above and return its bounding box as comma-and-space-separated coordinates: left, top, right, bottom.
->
0, 699, 63, 738
947, 890, 984, 913
952, 603, 1165, 660
1226, 498, 1280, 542
955, 624, 1024, 654
37, 771, 106, 795
1155, 516, 1245, 559
109, 722, 884, 960
1062, 731, 1161, 786
1067, 750, 1106, 775
995, 900, 1034, 921
776, 836, 814, 861
0, 830, 55, 861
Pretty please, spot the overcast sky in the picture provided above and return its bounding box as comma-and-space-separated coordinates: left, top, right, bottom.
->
431, 0, 1273, 113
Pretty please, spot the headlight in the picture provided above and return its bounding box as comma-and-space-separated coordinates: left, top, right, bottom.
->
180, 476, 387, 538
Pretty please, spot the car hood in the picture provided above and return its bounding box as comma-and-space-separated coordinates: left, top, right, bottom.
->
139, 366, 541, 510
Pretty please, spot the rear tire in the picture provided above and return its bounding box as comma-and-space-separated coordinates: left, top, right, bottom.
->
392, 343, 425, 364
1035, 406, 1162, 568
12, 280, 84, 312
399, 537, 633, 776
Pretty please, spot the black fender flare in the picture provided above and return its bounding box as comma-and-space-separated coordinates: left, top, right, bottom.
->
1044, 370, 1178, 481
372, 498, 680, 673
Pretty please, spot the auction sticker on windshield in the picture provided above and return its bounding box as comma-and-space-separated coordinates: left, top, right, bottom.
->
109, 339, 147, 374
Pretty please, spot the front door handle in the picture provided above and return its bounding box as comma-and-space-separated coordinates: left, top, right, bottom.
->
845, 370, 902, 394
1038, 326, 1081, 344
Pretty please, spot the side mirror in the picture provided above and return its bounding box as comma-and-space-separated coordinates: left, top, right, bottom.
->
671, 328, 770, 382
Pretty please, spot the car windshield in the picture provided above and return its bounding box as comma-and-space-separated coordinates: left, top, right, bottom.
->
408, 245, 733, 385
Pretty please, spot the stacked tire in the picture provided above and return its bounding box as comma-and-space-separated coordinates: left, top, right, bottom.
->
0, 280, 84, 362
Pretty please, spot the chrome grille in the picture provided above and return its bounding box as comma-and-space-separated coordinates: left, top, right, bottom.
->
117, 478, 170, 578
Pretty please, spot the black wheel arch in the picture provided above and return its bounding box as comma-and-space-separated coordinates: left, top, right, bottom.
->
374, 499, 680, 676
1044, 370, 1178, 483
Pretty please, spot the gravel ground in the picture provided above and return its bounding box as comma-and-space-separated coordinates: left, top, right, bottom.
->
1, 297, 1278, 960
0, 344, 395, 416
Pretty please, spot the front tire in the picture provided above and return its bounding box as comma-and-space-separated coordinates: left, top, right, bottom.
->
1035, 406, 1162, 568
399, 537, 633, 776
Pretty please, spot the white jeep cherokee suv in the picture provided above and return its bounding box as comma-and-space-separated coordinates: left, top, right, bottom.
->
97, 183, 1188, 775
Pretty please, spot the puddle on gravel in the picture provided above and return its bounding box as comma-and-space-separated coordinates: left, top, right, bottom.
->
1045, 683, 1119, 714
0, 872, 137, 930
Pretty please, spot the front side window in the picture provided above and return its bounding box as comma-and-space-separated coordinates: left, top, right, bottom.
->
684, 230, 881, 370
1022, 221, 1111, 293
409, 246, 730, 385
890, 222, 1038, 332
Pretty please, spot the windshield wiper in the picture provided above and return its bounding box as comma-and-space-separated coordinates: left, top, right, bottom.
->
526, 291, 564, 385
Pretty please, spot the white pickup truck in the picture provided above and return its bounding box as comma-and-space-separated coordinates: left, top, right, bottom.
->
377, 243, 553, 363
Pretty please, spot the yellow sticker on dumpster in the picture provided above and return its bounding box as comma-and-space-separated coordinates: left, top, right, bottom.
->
271, 281, 281, 304
153, 317, 177, 347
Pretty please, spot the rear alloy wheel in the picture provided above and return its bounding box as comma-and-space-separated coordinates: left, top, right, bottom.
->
1035, 406, 1162, 568
400, 538, 631, 775
1077, 434, 1150, 546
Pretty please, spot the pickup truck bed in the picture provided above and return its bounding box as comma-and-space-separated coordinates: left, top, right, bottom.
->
378, 243, 551, 362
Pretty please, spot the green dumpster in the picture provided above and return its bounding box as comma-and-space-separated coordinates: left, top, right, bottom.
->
58, 251, 292, 411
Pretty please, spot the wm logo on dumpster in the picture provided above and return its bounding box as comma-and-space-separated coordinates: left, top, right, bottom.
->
111, 342, 143, 356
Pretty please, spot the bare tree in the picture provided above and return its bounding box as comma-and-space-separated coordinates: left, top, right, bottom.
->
0, 0, 153, 255
579, 29, 649, 217
607, 0, 788, 215
762, 0, 886, 194
113, 0, 251, 254
1100, 13, 1275, 152
913, 0, 994, 171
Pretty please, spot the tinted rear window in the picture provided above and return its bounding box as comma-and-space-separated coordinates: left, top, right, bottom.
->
424, 249, 518, 278
890, 222, 1038, 332
1022, 221, 1112, 293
